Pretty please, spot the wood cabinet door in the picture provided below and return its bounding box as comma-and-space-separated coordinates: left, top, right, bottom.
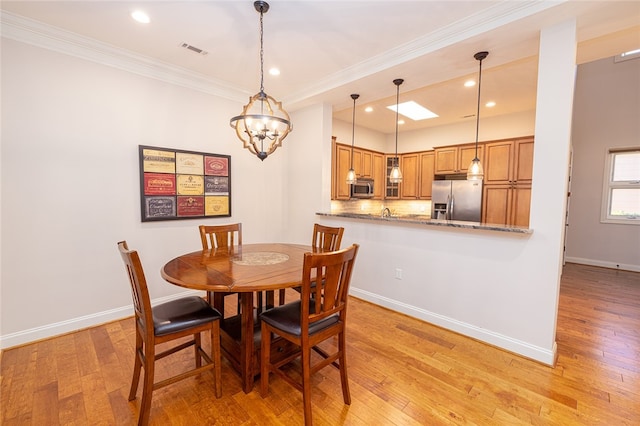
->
484, 140, 514, 184
511, 185, 531, 227
434, 147, 458, 174
335, 144, 352, 200
372, 153, 385, 199
482, 184, 512, 225
400, 153, 419, 199
361, 150, 373, 177
458, 144, 483, 173
418, 151, 435, 199
352, 149, 363, 177
514, 138, 534, 184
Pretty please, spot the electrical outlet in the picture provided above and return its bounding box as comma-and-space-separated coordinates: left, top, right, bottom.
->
395, 268, 403, 280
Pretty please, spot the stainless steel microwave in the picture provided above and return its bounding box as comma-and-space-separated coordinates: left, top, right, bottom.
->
350, 178, 374, 198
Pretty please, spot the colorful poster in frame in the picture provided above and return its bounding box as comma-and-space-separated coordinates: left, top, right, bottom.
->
139, 145, 231, 221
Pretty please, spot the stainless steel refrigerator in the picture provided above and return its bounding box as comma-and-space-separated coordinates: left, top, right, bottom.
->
432, 179, 483, 222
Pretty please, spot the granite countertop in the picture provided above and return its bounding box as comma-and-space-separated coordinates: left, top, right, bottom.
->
315, 212, 533, 234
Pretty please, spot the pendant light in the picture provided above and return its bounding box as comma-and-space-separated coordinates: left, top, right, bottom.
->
389, 78, 404, 183
346, 94, 360, 184
467, 51, 488, 180
230, 1, 292, 161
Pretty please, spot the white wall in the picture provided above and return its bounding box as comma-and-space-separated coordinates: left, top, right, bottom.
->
566, 56, 640, 272
0, 38, 297, 346
331, 119, 387, 152
322, 21, 578, 365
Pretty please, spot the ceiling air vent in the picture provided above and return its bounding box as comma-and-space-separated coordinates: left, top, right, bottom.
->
180, 42, 208, 56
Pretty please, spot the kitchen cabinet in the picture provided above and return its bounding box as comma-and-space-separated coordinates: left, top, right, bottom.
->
372, 153, 385, 199
332, 138, 384, 200
352, 149, 373, 178
400, 153, 419, 198
399, 151, 434, 199
418, 151, 435, 199
332, 140, 352, 200
434, 143, 483, 175
385, 156, 400, 199
482, 137, 534, 226
483, 184, 531, 227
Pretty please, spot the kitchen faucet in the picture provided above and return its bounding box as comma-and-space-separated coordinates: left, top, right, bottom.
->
381, 207, 391, 218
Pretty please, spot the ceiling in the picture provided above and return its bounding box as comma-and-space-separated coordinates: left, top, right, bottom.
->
2, 1, 639, 135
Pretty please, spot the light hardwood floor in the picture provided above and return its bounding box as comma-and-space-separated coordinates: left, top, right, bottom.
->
1, 263, 638, 425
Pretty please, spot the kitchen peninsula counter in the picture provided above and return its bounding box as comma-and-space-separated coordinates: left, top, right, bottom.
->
316, 212, 533, 234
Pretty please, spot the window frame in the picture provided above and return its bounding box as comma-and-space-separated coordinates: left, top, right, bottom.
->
600, 147, 640, 225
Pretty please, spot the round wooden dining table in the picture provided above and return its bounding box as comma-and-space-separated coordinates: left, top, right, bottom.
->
161, 243, 314, 393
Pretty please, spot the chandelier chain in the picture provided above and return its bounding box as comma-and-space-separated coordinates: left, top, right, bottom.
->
259, 10, 265, 94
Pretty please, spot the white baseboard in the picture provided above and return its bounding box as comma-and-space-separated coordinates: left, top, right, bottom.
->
0, 289, 203, 350
564, 257, 640, 273
349, 287, 556, 366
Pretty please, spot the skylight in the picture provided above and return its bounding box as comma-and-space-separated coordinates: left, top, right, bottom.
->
387, 101, 438, 121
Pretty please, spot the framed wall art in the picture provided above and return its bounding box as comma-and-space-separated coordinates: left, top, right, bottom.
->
139, 145, 231, 222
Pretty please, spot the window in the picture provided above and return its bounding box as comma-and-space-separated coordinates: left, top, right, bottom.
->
601, 148, 640, 224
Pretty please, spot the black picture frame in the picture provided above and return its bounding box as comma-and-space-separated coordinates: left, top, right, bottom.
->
139, 145, 231, 222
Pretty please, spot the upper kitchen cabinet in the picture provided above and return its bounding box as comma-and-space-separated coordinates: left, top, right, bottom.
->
399, 151, 434, 199
372, 152, 385, 199
484, 137, 534, 185
332, 139, 352, 200
434, 143, 483, 175
332, 138, 385, 200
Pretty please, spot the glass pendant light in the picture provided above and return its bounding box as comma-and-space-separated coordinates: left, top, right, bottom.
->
467, 51, 488, 180
389, 78, 404, 184
346, 94, 360, 184
229, 1, 291, 161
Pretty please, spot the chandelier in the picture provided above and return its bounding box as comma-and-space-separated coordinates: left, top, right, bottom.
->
230, 1, 292, 161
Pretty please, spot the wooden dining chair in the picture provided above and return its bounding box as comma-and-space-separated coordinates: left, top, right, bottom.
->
260, 244, 359, 426
117, 241, 222, 426
311, 223, 344, 252
200, 223, 285, 313
292, 223, 345, 295
199, 224, 243, 315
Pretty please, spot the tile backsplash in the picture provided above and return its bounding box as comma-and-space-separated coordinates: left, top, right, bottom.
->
331, 199, 432, 218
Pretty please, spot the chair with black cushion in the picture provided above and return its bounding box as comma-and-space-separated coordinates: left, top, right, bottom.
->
200, 223, 284, 314
199, 224, 243, 315
292, 223, 345, 295
260, 244, 359, 426
117, 241, 222, 426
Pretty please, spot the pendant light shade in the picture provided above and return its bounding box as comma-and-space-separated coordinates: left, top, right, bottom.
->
467, 51, 488, 180
230, 1, 291, 161
389, 78, 404, 184
346, 94, 360, 185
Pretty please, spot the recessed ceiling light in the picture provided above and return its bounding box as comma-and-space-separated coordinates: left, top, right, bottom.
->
365, 106, 373, 113
387, 101, 438, 121
485, 101, 496, 107
464, 80, 476, 87
398, 119, 405, 125
131, 10, 150, 24
269, 68, 280, 76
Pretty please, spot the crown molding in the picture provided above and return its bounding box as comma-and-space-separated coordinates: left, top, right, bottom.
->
0, 11, 248, 103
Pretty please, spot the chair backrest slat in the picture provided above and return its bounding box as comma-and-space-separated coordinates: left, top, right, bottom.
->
199, 223, 242, 250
